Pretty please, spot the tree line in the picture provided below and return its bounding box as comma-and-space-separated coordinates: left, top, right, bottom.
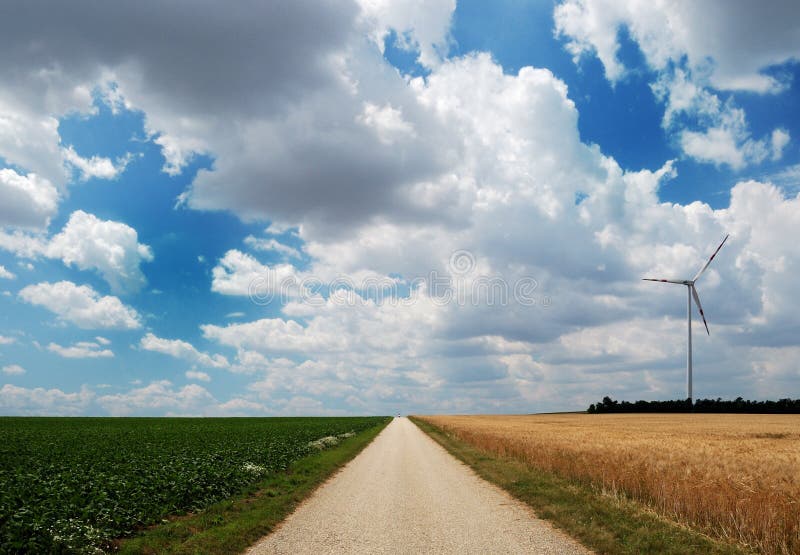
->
587, 396, 800, 413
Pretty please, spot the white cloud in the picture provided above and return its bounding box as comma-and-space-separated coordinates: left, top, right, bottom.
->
19, 281, 141, 329
357, 102, 415, 144
357, 0, 455, 68
187, 50, 800, 414
47, 341, 114, 359
750, 346, 800, 391
554, 0, 800, 169
153, 133, 208, 176
96, 380, 215, 416
673, 102, 778, 170
0, 1, 397, 229
46, 211, 153, 293
0, 384, 94, 415
680, 128, 753, 170
226, 349, 278, 374
557, 319, 682, 363
140, 332, 229, 368
61, 145, 133, 181
0, 1, 799, 414
766, 163, 800, 195
202, 316, 344, 355
0, 231, 45, 258
2, 364, 25, 375
0, 335, 16, 345
0, 77, 110, 225
211, 249, 303, 299
243, 236, 302, 258
0, 210, 153, 293
210, 398, 265, 416
0, 168, 59, 229
0, 379, 313, 416
185, 370, 211, 382
0, 94, 74, 189
771, 129, 790, 161
0, 265, 14, 279
0, 0, 458, 240
554, 0, 800, 93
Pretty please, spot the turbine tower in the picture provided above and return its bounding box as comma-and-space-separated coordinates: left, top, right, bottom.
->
643, 235, 729, 402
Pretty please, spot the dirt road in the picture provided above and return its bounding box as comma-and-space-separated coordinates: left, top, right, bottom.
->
246, 417, 590, 554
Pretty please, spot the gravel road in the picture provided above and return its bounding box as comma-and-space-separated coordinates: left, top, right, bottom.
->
246, 417, 590, 554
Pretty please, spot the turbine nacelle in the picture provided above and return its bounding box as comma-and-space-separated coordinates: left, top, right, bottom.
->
642, 234, 728, 336
642, 234, 729, 401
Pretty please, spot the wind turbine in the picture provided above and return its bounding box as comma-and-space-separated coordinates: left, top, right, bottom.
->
643, 235, 729, 402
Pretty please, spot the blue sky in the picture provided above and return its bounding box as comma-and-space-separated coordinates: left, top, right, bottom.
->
1, 0, 799, 415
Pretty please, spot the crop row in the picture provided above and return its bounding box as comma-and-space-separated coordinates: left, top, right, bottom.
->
0, 416, 387, 553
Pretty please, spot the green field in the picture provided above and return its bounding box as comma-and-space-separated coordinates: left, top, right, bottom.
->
0, 416, 388, 553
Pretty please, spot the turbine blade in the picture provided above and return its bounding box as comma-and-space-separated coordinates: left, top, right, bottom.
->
691, 285, 710, 335
642, 278, 685, 284
693, 234, 729, 282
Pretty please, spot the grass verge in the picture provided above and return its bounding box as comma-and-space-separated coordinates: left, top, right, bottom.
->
410, 417, 751, 555
117, 418, 390, 554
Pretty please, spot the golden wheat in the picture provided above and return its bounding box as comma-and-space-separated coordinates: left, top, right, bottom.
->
419, 413, 800, 554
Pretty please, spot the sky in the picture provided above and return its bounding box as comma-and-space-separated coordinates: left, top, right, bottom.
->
1, 0, 799, 416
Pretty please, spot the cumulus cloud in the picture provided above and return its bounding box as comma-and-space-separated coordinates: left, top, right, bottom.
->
0, 1, 358, 173
0, 384, 94, 415
0, 210, 153, 293
658, 95, 781, 170
0, 381, 278, 416
96, 380, 215, 416
0, 0, 502, 242
61, 145, 133, 181
0, 335, 16, 345
1, 1, 799, 414
243, 236, 302, 259
46, 211, 153, 293
210, 397, 266, 416
680, 122, 768, 170
1, 0, 432, 235
771, 129, 790, 161
554, 0, 800, 168
357, 102, 416, 144
0, 73, 128, 225
140, 332, 229, 368
191, 51, 800, 413
554, 0, 800, 93
0, 94, 73, 189
357, 0, 455, 68
185, 370, 211, 382
35, 2, 455, 237
0, 265, 14, 279
211, 250, 304, 299
19, 281, 141, 329
765, 163, 800, 195
202, 316, 343, 356
0, 168, 59, 229
47, 341, 114, 359
2, 364, 25, 375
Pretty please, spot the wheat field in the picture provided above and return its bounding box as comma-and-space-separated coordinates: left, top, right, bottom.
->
419, 414, 800, 554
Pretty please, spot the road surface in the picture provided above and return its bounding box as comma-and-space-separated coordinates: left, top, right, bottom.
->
246, 417, 590, 554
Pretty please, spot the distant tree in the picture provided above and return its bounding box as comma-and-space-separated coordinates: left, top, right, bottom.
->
586, 396, 800, 414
